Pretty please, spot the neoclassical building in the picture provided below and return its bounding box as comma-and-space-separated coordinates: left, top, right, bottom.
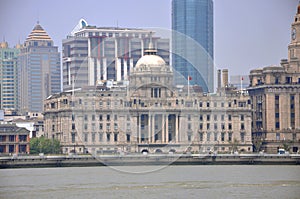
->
248, 3, 300, 153
44, 43, 252, 154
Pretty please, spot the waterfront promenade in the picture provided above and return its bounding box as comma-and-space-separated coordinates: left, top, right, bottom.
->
1, 153, 300, 168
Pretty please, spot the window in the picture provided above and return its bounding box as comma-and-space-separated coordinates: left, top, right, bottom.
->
107, 115, 110, 121
214, 115, 217, 121
92, 115, 95, 121
214, 102, 217, 107
84, 124, 88, 130
221, 115, 224, 121
188, 123, 192, 130
187, 115, 191, 121
214, 132, 218, 141
72, 114, 75, 121
106, 123, 111, 131
126, 134, 131, 142
207, 102, 210, 107
199, 123, 203, 130
114, 115, 118, 121
228, 114, 232, 121
276, 133, 280, 141
71, 133, 75, 143
92, 133, 95, 142
214, 123, 218, 130
228, 123, 232, 130
206, 115, 210, 121
72, 123, 75, 130
240, 132, 245, 142
199, 115, 203, 121
84, 133, 88, 142
99, 114, 103, 121
240, 115, 244, 121
199, 132, 203, 141
107, 133, 111, 142
99, 133, 103, 142
207, 132, 211, 141
207, 123, 210, 130
241, 123, 245, 130
188, 134, 192, 142
114, 123, 118, 130
114, 133, 118, 142
221, 133, 225, 142
92, 123, 96, 131
199, 102, 203, 107
99, 123, 103, 130
84, 115, 88, 121
228, 102, 231, 107
228, 132, 232, 142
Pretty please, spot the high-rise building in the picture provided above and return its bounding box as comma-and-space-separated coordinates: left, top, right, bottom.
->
62, 19, 169, 91
172, 0, 214, 92
18, 23, 61, 113
0, 42, 20, 112
248, 3, 300, 153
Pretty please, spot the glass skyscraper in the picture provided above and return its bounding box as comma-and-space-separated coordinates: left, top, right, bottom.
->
0, 42, 20, 112
172, 0, 214, 92
18, 23, 61, 113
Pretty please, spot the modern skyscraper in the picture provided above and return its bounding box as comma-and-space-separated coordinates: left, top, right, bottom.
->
172, 0, 214, 92
18, 23, 61, 113
0, 42, 20, 112
62, 19, 169, 91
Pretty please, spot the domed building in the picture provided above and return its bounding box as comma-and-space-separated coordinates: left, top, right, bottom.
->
44, 39, 252, 155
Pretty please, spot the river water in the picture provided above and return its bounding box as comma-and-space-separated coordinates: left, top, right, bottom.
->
0, 165, 299, 199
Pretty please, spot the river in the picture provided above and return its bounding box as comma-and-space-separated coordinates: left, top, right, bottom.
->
0, 165, 299, 199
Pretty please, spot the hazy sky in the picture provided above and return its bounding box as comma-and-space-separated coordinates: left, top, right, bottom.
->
0, 0, 298, 76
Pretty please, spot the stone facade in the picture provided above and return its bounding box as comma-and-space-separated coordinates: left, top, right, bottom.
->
44, 45, 252, 154
248, 4, 300, 153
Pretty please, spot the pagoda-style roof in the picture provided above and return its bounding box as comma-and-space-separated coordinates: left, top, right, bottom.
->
26, 23, 52, 41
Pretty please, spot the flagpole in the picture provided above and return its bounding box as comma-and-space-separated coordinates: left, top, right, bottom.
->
188, 76, 190, 97
240, 76, 243, 96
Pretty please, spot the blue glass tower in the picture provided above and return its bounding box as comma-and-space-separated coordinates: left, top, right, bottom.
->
172, 0, 214, 92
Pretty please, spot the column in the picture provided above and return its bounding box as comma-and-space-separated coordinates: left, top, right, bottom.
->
166, 114, 169, 143
176, 114, 179, 143
152, 114, 155, 143
148, 113, 151, 143
138, 115, 141, 143
162, 114, 165, 143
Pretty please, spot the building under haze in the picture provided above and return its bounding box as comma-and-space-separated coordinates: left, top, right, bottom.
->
44, 43, 252, 154
0, 42, 20, 113
18, 23, 61, 114
248, 4, 300, 153
62, 19, 169, 91
172, 0, 214, 92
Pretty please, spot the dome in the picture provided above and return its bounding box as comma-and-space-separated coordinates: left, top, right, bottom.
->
135, 54, 166, 69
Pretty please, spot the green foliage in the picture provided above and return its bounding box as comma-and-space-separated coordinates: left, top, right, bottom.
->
30, 136, 61, 154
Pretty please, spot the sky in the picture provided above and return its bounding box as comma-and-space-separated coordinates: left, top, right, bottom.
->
0, 0, 298, 76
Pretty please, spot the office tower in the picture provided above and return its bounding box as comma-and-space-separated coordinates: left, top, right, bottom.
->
62, 19, 169, 90
0, 42, 20, 113
18, 23, 61, 113
172, 0, 214, 92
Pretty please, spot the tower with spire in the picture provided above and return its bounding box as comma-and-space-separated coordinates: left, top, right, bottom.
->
18, 22, 61, 113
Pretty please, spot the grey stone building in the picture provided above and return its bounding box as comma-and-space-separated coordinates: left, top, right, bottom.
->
248, 3, 300, 153
44, 42, 252, 155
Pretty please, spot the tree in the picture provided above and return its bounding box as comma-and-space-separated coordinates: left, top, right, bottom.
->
30, 136, 61, 154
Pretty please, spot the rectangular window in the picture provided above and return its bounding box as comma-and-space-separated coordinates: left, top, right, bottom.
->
207, 102, 210, 107
214, 115, 217, 121
84, 115, 88, 121
199, 133, 203, 141
84, 124, 88, 130
240, 115, 244, 121
221, 133, 225, 142
92, 115, 95, 121
199, 123, 203, 130
221, 115, 225, 121
114, 115, 118, 121
228, 123, 232, 130
99, 123, 103, 130
214, 133, 218, 141
107, 115, 110, 121
207, 123, 210, 130
228, 132, 232, 142
71, 133, 75, 143
84, 133, 88, 142
106, 123, 110, 131
92, 123, 96, 131
207, 132, 211, 141
114, 133, 118, 142
72, 123, 75, 130
228, 114, 232, 121
107, 133, 111, 142
241, 132, 245, 142
206, 115, 210, 121
188, 123, 192, 130
99, 114, 103, 121
126, 134, 131, 142
276, 133, 280, 141
214, 123, 218, 130
187, 115, 191, 121
241, 123, 245, 130
114, 123, 118, 130
199, 115, 203, 121
92, 133, 95, 142
99, 133, 103, 142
